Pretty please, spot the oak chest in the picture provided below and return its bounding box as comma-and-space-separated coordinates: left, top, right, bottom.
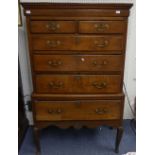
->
22, 3, 133, 154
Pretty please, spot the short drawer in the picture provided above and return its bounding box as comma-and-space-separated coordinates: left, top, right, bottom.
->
33, 54, 123, 72
30, 21, 76, 33
79, 21, 125, 34
32, 35, 123, 51
35, 100, 122, 121
35, 74, 121, 94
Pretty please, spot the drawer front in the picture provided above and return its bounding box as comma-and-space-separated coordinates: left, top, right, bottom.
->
30, 21, 76, 33
35, 100, 122, 121
35, 75, 121, 93
79, 21, 125, 34
32, 35, 123, 51
34, 55, 123, 72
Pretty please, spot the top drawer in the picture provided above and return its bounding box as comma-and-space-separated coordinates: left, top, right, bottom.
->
79, 21, 125, 34
30, 21, 76, 33
30, 20, 125, 34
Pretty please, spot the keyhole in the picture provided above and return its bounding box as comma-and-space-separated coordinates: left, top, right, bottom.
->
75, 37, 80, 45
75, 75, 81, 80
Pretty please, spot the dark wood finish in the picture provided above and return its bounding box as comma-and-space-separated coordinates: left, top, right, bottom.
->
25, 9, 130, 17
32, 35, 123, 51
34, 127, 41, 155
30, 16, 127, 21
22, 3, 132, 154
21, 3, 133, 10
35, 120, 122, 130
32, 93, 124, 100
33, 55, 123, 72
35, 74, 121, 93
31, 21, 77, 33
115, 127, 124, 153
79, 21, 125, 34
35, 100, 122, 121
33, 51, 123, 55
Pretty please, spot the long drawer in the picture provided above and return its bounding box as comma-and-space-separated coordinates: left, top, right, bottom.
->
33, 55, 123, 72
35, 74, 121, 93
32, 35, 123, 51
35, 100, 122, 121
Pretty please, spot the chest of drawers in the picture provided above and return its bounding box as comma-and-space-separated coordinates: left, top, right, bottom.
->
22, 3, 132, 155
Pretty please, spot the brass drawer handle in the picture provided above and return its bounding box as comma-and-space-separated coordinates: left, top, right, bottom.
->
48, 60, 62, 67
94, 23, 109, 32
92, 81, 107, 89
48, 109, 54, 114
48, 108, 62, 114
46, 22, 60, 31
48, 81, 64, 89
94, 40, 109, 48
46, 40, 61, 47
56, 108, 62, 114
95, 108, 108, 114
92, 60, 108, 66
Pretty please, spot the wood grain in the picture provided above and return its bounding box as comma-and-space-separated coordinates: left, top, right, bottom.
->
31, 21, 77, 33
79, 21, 125, 34
21, 3, 133, 153
32, 35, 123, 51
35, 100, 122, 121
33, 54, 124, 72
35, 74, 122, 93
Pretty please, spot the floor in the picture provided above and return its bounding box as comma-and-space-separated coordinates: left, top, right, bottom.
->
19, 120, 136, 155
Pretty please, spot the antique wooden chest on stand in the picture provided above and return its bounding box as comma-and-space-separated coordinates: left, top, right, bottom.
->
22, 3, 133, 154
